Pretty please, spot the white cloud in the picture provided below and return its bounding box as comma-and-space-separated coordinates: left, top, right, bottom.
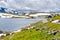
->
0, 0, 60, 12
0, 0, 7, 7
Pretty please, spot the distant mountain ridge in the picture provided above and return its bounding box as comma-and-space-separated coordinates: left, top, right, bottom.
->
0, 7, 60, 13
0, 7, 7, 13
0, 7, 39, 13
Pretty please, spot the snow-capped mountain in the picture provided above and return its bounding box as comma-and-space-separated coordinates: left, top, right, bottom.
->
0, 7, 60, 14
0, 7, 38, 14
0, 7, 7, 12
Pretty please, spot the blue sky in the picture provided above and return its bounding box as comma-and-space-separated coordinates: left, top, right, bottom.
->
0, 0, 60, 12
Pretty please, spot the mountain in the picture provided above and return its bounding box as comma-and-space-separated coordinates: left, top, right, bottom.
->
0, 7, 7, 13
0, 7, 38, 13
0, 7, 60, 14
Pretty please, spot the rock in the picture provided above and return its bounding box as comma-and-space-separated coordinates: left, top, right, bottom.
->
30, 26, 35, 29
6, 33, 10, 36
10, 32, 14, 35
53, 32, 57, 35
58, 30, 60, 32
52, 38, 56, 40
42, 26, 47, 30
0, 31, 3, 34
51, 30, 58, 35
47, 31, 51, 35
46, 30, 58, 35
36, 29, 40, 31
56, 38, 60, 40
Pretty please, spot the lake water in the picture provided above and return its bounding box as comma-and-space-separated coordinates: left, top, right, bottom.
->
0, 18, 47, 32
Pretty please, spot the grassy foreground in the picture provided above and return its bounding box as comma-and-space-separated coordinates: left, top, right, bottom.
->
4, 15, 60, 40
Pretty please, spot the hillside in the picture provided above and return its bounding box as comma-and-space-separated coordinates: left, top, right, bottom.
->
4, 15, 60, 40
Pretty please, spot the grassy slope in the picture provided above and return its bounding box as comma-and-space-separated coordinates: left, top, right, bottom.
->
52, 15, 60, 20
4, 15, 60, 40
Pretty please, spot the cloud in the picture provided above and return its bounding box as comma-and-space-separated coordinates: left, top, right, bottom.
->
0, 0, 60, 12
0, 0, 7, 7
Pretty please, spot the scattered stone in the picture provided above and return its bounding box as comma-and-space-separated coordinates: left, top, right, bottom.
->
47, 15, 52, 18
51, 30, 58, 35
30, 26, 35, 29
6, 33, 10, 36
53, 32, 57, 35
0, 33, 6, 37
47, 31, 51, 35
10, 32, 14, 35
42, 26, 47, 30
56, 38, 60, 40
35, 25, 39, 27
36, 29, 40, 31
52, 38, 56, 40
0, 31, 3, 34
27, 27, 30, 29
58, 30, 60, 32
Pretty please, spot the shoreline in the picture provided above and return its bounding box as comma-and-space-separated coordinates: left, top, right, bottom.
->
0, 20, 40, 37
0, 16, 48, 36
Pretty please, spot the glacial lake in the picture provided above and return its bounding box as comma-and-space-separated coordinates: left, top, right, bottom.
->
0, 18, 47, 32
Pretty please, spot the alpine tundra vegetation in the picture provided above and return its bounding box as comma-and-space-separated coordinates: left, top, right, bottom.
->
4, 14, 60, 40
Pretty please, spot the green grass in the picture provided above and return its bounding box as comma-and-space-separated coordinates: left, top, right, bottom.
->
4, 29, 54, 40
52, 15, 60, 20
4, 22, 60, 40
4, 15, 60, 40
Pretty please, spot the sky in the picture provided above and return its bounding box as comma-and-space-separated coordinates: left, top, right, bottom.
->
0, 0, 60, 12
